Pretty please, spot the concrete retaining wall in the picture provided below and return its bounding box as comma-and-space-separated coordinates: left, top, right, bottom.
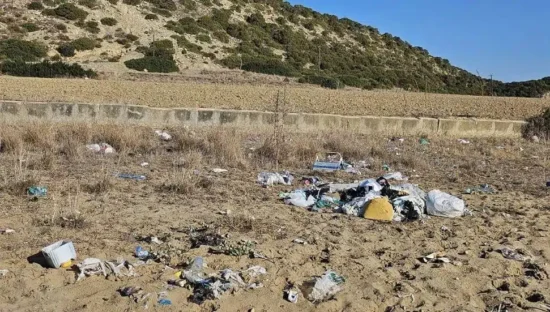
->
0, 101, 526, 137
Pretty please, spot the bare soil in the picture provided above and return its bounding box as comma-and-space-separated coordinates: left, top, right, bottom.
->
0, 123, 549, 311
1, 76, 549, 120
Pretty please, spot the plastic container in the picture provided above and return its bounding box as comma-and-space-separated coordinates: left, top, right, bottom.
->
41, 241, 76, 268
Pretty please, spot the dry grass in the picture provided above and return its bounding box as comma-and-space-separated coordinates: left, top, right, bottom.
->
1, 77, 549, 120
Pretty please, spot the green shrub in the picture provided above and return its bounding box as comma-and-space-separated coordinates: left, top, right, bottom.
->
172, 35, 202, 53
123, 0, 141, 5
212, 31, 229, 43
42, 8, 56, 16
144, 13, 158, 20
198, 0, 211, 6
228, 57, 298, 77
27, 2, 44, 10
78, 0, 98, 9
107, 0, 118, 4
8, 25, 24, 33
201, 51, 216, 60
0, 60, 97, 78
151, 8, 172, 17
0, 39, 48, 62
126, 33, 139, 41
299, 75, 343, 89
71, 37, 98, 50
165, 17, 201, 35
124, 56, 178, 72
179, 0, 196, 10
146, 0, 176, 11
100, 17, 117, 26
51, 54, 62, 61
56, 44, 75, 57
78, 20, 100, 34
196, 33, 211, 43
53, 3, 88, 20
21, 23, 40, 32
55, 23, 67, 31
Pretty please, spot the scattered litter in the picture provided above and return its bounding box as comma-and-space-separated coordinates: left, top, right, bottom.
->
86, 143, 115, 154
303, 271, 345, 303
157, 299, 172, 306
212, 168, 228, 173
190, 230, 226, 249
383, 172, 408, 182
257, 171, 294, 187
312, 152, 359, 173
284, 289, 299, 303
458, 139, 471, 144
77, 257, 135, 281
531, 135, 540, 143
217, 209, 231, 215
0, 269, 8, 276
150, 237, 163, 245
135, 246, 150, 260
421, 252, 451, 264
382, 164, 391, 171
168, 279, 186, 287
0, 228, 15, 234
500, 247, 528, 262
426, 190, 468, 218
41, 240, 76, 269
119, 286, 143, 301
140, 162, 149, 167
419, 138, 430, 145
183, 258, 267, 305
293, 238, 307, 245
301, 176, 320, 186
27, 186, 47, 197
155, 130, 172, 141
117, 173, 146, 181
464, 184, 495, 194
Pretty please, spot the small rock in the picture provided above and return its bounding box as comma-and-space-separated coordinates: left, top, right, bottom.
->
531, 135, 540, 143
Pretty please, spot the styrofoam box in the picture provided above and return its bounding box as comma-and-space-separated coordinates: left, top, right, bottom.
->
41, 240, 76, 268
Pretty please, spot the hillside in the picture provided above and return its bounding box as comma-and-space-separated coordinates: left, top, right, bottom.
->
0, 0, 549, 97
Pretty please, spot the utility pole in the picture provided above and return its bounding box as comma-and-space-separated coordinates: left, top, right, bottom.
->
489, 74, 493, 96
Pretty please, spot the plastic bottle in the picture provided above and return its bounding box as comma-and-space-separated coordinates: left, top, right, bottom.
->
135, 246, 149, 260
184, 256, 205, 284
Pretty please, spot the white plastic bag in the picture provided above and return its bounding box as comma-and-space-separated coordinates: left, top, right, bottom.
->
155, 130, 172, 141
426, 190, 465, 218
307, 271, 345, 302
284, 191, 315, 208
358, 178, 383, 192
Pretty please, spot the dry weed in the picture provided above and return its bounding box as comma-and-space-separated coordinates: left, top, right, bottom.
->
159, 168, 212, 195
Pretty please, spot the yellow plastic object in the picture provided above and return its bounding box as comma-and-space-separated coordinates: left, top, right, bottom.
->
60, 260, 73, 268
364, 198, 394, 221
175, 271, 182, 278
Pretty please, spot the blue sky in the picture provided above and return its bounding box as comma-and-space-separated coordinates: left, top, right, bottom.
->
287, 0, 549, 82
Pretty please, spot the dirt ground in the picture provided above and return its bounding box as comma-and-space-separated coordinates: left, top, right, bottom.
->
0, 123, 549, 312
1, 76, 549, 120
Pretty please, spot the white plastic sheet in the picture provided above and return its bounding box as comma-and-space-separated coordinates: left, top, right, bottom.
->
426, 190, 466, 218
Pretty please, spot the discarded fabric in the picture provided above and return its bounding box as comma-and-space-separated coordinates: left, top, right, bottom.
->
86, 143, 115, 154
458, 139, 471, 144
257, 171, 294, 187
392, 195, 425, 222
364, 198, 394, 221
426, 190, 467, 218
212, 168, 228, 173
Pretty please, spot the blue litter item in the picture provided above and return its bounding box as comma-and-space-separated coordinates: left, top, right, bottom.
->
158, 299, 172, 306
117, 173, 146, 181
27, 186, 47, 197
313, 152, 343, 172
134, 246, 149, 260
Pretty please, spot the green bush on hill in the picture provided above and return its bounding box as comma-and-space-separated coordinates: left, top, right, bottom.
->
52, 3, 88, 20
71, 37, 99, 51
0, 39, 48, 62
27, 1, 44, 10
125, 40, 178, 73
0, 60, 97, 78
100, 17, 118, 26
21, 23, 40, 32
56, 43, 76, 57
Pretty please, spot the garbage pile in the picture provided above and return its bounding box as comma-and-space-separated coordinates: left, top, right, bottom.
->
280, 172, 471, 221
177, 257, 267, 304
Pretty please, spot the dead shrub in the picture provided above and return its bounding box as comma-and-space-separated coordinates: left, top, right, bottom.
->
323, 133, 366, 161
206, 128, 247, 167
83, 174, 114, 194
33, 212, 88, 229
28, 150, 56, 170
158, 169, 212, 195
91, 124, 158, 154
22, 123, 55, 150
0, 127, 23, 153
2, 177, 39, 195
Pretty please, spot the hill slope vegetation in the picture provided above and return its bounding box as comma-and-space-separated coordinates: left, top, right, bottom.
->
0, 0, 549, 97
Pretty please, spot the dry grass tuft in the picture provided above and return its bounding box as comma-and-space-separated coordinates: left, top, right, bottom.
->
83, 173, 114, 194
33, 212, 88, 229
